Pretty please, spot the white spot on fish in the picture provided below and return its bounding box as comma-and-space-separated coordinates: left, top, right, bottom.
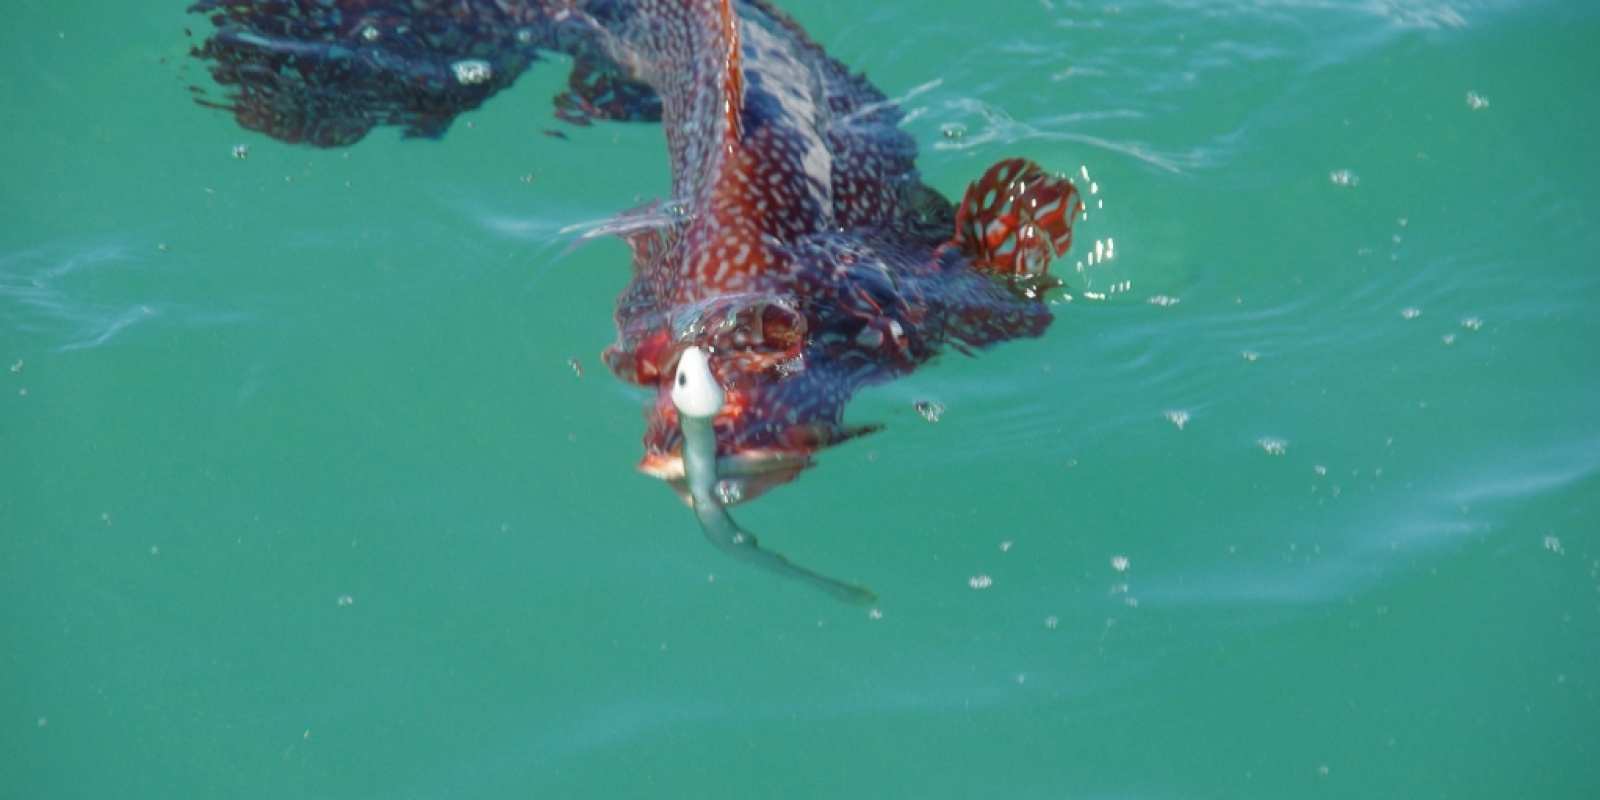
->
452, 59, 493, 85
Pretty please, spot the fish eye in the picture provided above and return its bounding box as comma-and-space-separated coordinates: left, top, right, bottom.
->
677, 372, 687, 386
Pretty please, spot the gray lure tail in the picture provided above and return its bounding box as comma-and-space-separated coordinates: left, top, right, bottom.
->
680, 415, 876, 605
673, 347, 876, 605
688, 477, 877, 605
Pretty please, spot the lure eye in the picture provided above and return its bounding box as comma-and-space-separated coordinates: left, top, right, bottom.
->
671, 346, 726, 418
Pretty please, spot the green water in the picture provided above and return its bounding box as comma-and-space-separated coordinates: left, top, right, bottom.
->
3, 0, 1597, 797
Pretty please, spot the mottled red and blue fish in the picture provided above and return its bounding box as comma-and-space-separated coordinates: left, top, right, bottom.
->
189, 0, 1084, 602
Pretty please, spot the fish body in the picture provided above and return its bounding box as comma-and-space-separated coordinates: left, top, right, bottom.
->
191, 0, 1083, 592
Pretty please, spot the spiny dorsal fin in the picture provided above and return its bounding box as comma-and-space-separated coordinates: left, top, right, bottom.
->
719, 0, 744, 142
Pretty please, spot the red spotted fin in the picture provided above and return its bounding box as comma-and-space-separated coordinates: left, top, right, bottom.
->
953, 159, 1084, 295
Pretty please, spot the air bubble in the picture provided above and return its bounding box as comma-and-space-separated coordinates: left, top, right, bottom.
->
715, 479, 745, 505
1329, 169, 1359, 187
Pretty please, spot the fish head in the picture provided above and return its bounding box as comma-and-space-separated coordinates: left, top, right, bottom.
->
608, 292, 883, 506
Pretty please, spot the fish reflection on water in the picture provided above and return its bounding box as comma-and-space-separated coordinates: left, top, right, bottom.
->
188, 0, 1085, 601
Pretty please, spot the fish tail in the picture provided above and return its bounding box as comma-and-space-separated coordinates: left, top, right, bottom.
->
186, 0, 662, 146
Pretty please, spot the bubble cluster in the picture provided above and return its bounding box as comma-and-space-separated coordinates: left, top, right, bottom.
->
715, 479, 746, 505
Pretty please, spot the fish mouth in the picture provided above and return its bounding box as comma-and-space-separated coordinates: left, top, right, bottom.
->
639, 448, 813, 507
639, 413, 882, 506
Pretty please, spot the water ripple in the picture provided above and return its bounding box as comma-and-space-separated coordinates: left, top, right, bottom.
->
0, 240, 247, 355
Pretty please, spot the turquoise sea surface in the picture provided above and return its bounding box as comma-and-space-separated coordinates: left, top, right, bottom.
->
3, 0, 1597, 797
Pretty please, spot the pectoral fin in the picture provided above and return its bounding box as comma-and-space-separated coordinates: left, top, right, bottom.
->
953, 158, 1084, 295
